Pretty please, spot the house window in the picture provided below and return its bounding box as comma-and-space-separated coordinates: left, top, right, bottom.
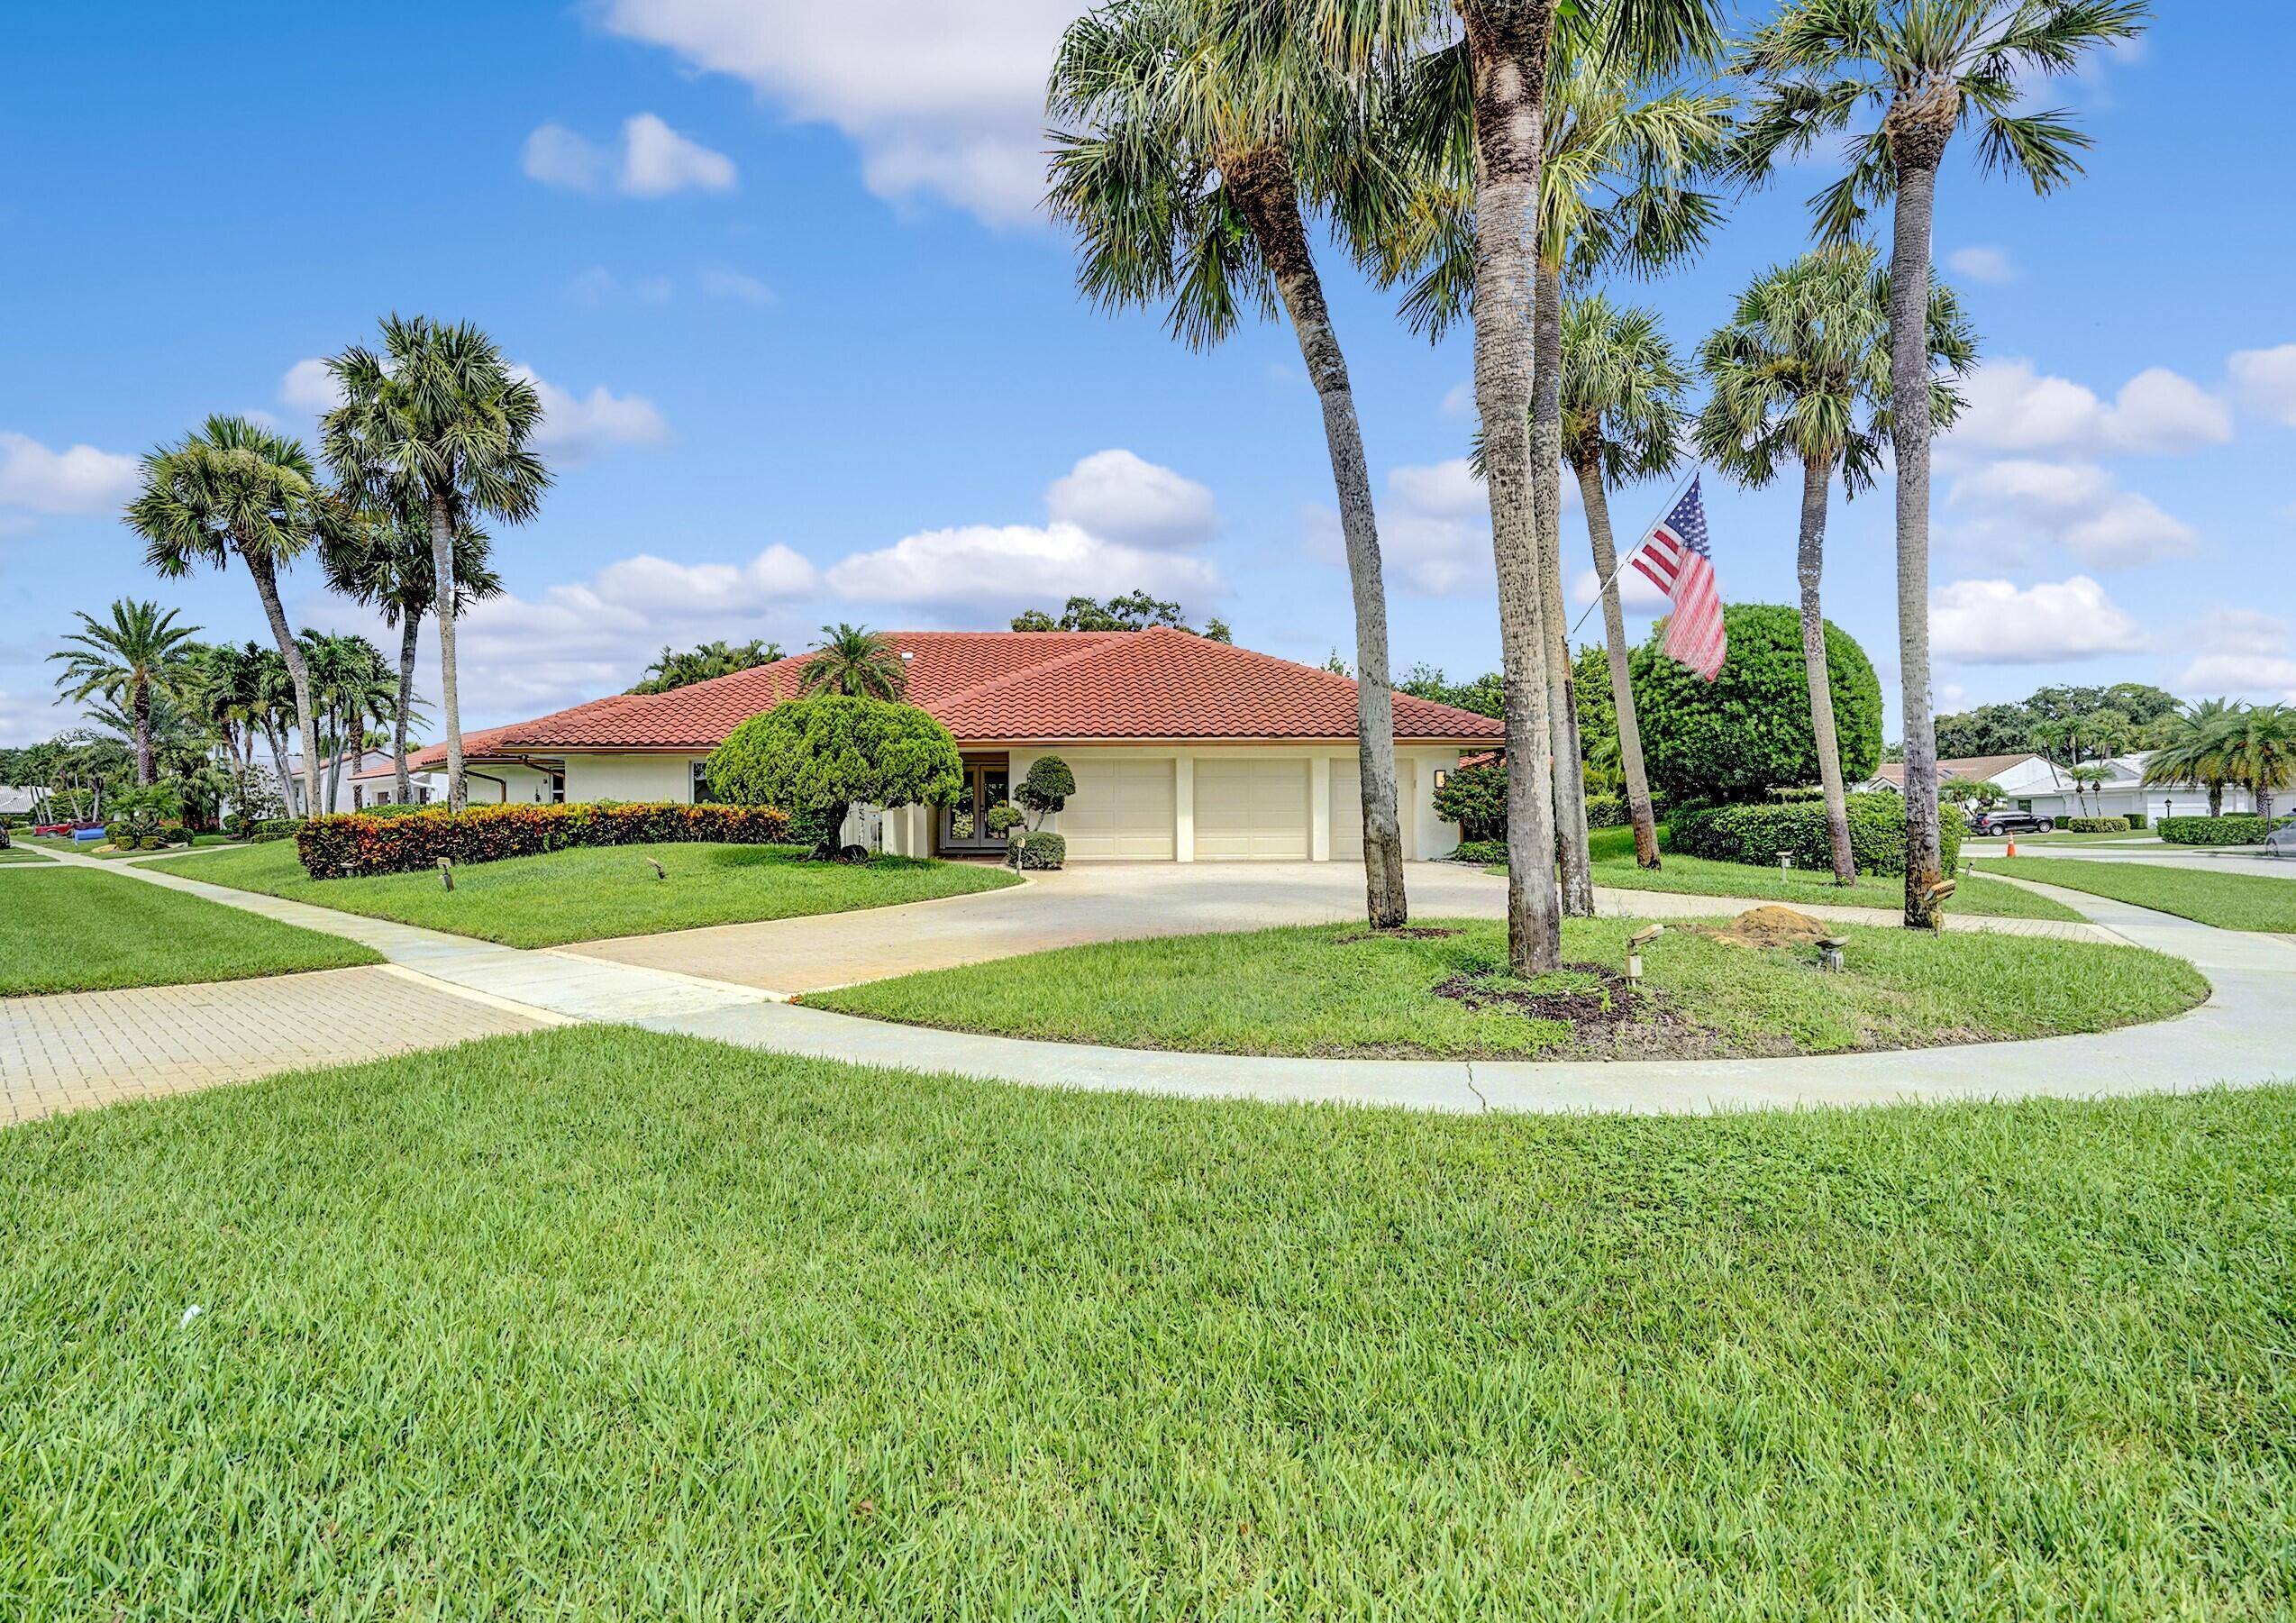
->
549, 771, 566, 804
2017, 799, 2032, 811
691, 761, 715, 804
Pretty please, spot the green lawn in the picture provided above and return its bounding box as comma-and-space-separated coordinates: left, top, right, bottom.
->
0, 845, 50, 864
145, 837, 1022, 947
20, 832, 238, 859
0, 869, 378, 995
1966, 828, 2164, 846
3, 1027, 2287, 1618
813, 916, 2203, 1059
1974, 855, 2296, 934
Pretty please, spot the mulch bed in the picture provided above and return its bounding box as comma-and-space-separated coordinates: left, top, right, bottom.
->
1432, 961, 1642, 1032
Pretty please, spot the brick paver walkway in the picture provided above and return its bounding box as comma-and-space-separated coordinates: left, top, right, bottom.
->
1, 965, 546, 1125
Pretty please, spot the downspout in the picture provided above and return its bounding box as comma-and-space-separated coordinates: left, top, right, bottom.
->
464, 770, 510, 805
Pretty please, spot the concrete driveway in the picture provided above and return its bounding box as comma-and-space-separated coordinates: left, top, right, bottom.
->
560, 859, 2102, 993
564, 862, 1517, 992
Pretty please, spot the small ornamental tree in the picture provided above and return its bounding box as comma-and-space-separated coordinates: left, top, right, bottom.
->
1016, 755, 1075, 830
1432, 760, 1508, 842
704, 695, 962, 859
1630, 603, 1882, 809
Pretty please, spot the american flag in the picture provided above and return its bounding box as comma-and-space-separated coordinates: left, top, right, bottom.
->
1629, 476, 1727, 681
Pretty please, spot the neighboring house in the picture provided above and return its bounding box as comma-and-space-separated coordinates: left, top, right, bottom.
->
252, 748, 440, 817
353, 628, 1504, 862
1, 785, 50, 817
1862, 752, 2256, 822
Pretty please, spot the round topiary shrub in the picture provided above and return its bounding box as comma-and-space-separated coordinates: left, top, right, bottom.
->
1631, 604, 1882, 808
1009, 831, 1067, 870
1432, 760, 1507, 841
705, 695, 963, 859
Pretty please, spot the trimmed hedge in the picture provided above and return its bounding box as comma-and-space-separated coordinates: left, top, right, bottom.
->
2064, 816, 2130, 834
2158, 815, 2272, 846
297, 802, 793, 880
1669, 793, 1962, 877
1451, 838, 1508, 865
1007, 831, 1067, 871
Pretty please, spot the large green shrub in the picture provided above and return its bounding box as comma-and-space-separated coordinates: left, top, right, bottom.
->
1431, 761, 1507, 841
297, 802, 790, 879
1009, 831, 1067, 870
1016, 757, 1075, 830
2157, 815, 2270, 846
706, 696, 962, 857
2064, 816, 2129, 834
1669, 793, 1959, 876
1630, 604, 1881, 807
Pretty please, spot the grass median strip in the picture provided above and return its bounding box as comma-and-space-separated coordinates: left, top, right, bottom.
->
811, 916, 2204, 1059
0, 868, 377, 995
1582, 849, 2082, 919
1, 1026, 2285, 1618
145, 838, 1021, 948
1973, 854, 2296, 933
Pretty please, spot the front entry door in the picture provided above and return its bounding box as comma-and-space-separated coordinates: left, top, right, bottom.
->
941, 759, 1011, 853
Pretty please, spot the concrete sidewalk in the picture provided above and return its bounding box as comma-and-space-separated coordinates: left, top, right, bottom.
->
10, 848, 2285, 1123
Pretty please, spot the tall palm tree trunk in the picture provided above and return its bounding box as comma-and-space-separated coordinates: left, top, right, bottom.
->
244, 550, 320, 818
394, 615, 420, 806
1462, 0, 1563, 974
1225, 147, 1409, 928
1796, 452, 1855, 884
1888, 143, 1948, 926
1572, 458, 1661, 869
132, 679, 154, 786
1534, 260, 1593, 915
428, 497, 468, 813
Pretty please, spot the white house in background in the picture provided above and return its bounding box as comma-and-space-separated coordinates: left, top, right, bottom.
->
1, 785, 49, 817
353, 628, 1501, 861
1862, 751, 2255, 822
250, 747, 440, 817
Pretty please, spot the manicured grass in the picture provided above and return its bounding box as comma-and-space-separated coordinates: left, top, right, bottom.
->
0, 869, 378, 996
1975, 855, 2296, 934
0, 846, 50, 864
1967, 828, 2162, 845
146, 837, 1021, 947
1583, 849, 2083, 920
3, 1026, 2287, 1618
20, 832, 237, 859
813, 916, 2204, 1059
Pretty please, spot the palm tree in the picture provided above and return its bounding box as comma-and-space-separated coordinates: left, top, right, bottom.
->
1556, 296, 1690, 870
1372, 31, 1728, 915
799, 625, 907, 700
47, 598, 201, 786
322, 505, 500, 805
127, 415, 346, 816
1695, 243, 1973, 883
2219, 705, 2293, 829
1733, 0, 2147, 925
322, 316, 550, 812
2141, 698, 2240, 817
1049, 0, 1417, 928
629, 639, 783, 695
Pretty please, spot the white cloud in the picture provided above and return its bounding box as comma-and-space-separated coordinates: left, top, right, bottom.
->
433, 544, 820, 716
2177, 610, 2296, 702
1439, 380, 1475, 420
2229, 343, 2296, 427
0, 688, 74, 746
697, 263, 776, 305
1945, 358, 2231, 461
825, 521, 1219, 621
0, 431, 139, 516
278, 357, 343, 413
1569, 564, 1668, 612
1945, 459, 2197, 570
2191, 608, 2290, 659
597, 0, 1074, 224
511, 368, 671, 463
1043, 448, 1217, 550
1945, 245, 2015, 284
523, 114, 736, 197
1307, 456, 1581, 597
620, 112, 738, 196
1928, 576, 2147, 664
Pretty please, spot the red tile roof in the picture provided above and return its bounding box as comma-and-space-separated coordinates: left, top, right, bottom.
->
356, 628, 1503, 778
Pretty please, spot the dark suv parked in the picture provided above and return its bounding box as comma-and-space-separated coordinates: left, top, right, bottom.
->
1969, 808, 2055, 836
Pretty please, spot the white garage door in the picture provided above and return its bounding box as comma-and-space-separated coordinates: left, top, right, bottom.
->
1195, 759, 1309, 861
1060, 758, 1175, 860
1330, 757, 1412, 862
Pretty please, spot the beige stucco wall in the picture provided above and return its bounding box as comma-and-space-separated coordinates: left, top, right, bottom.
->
564, 753, 695, 805
536, 743, 1469, 862
460, 762, 558, 806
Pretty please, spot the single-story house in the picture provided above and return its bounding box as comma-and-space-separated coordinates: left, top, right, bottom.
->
355, 628, 1504, 862
1862, 751, 2255, 822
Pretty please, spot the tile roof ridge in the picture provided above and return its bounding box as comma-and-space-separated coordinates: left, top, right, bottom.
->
929, 629, 1133, 707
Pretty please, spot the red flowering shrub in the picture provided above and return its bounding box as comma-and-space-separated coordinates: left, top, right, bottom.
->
296, 802, 792, 880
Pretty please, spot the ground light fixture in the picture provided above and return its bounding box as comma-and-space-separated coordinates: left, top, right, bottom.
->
1818, 935, 1849, 972
1778, 850, 1794, 871
436, 857, 454, 891
1625, 924, 1664, 983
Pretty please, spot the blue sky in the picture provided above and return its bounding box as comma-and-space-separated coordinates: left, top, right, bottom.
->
5, 1, 2292, 746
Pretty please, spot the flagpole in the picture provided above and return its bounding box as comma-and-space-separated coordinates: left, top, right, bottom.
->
1566, 463, 1702, 640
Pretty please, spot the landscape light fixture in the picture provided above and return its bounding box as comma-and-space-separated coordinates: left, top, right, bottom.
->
1818, 935, 1849, 972
1625, 924, 1663, 982
1433, 769, 1449, 790
1778, 850, 1794, 871
436, 857, 454, 892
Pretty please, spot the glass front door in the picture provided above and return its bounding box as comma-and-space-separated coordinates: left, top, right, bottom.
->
943, 759, 1010, 851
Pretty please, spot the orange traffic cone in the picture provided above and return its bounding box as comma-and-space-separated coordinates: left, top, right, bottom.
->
2006, 838, 2017, 858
